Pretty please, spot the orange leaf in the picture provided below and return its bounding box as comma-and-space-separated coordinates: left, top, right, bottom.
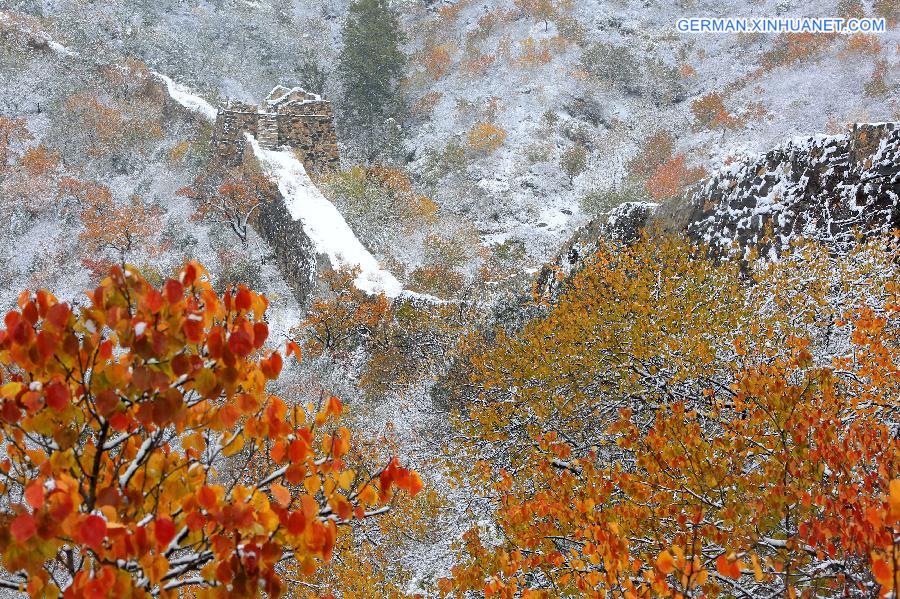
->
872, 556, 892, 588
271, 483, 291, 508
716, 554, 741, 579
656, 550, 675, 574
286, 341, 302, 361
889, 478, 900, 518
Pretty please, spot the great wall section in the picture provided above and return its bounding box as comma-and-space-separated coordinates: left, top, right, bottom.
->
160, 78, 899, 310
211, 85, 340, 173
208, 85, 341, 305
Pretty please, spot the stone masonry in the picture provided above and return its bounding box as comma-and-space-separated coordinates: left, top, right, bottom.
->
211, 85, 340, 173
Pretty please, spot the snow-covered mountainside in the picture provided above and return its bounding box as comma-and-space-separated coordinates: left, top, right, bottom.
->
536, 120, 900, 300
6, 0, 898, 274
1, 1, 899, 596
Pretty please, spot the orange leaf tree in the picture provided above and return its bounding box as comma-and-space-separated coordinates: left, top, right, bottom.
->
182, 164, 276, 245
444, 235, 899, 597
0, 262, 421, 596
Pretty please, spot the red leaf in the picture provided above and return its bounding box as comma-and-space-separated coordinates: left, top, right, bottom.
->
235, 288, 252, 312
165, 279, 184, 304
197, 486, 217, 511
144, 289, 164, 314
286, 341, 302, 361
182, 318, 203, 343
24, 480, 44, 509
46, 302, 70, 329
228, 328, 253, 357
286, 511, 306, 535
154, 517, 176, 548
253, 322, 269, 349
207, 327, 225, 360
45, 382, 70, 411
78, 514, 107, 550
171, 353, 190, 376
182, 263, 198, 287
261, 352, 283, 380
1, 400, 21, 424
10, 514, 36, 543
22, 301, 38, 326
94, 390, 118, 417
108, 412, 130, 431
36, 331, 58, 360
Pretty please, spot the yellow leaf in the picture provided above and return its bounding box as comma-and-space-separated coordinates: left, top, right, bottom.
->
338, 469, 355, 491
1, 382, 22, 400
222, 433, 245, 457
304, 474, 321, 495
751, 553, 764, 582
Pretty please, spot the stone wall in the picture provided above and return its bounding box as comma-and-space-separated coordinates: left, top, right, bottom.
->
673, 122, 900, 255
246, 142, 324, 305
206, 89, 342, 305
275, 101, 339, 172
210, 102, 259, 168
211, 92, 339, 173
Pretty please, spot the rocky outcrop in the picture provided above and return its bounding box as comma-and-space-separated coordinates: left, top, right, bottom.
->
535, 201, 658, 300
670, 123, 900, 256
537, 123, 900, 299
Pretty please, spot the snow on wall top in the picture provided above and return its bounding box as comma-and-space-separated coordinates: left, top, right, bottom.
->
263, 85, 323, 108
246, 135, 404, 298
0, 10, 76, 57
152, 73, 218, 123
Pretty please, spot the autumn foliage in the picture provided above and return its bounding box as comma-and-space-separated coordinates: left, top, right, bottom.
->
645, 153, 706, 200
467, 123, 507, 155
444, 235, 899, 598
691, 92, 740, 130
182, 163, 276, 244
0, 262, 421, 596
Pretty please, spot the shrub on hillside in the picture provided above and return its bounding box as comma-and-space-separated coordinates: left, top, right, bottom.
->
691, 92, 740, 130
580, 180, 650, 216
561, 143, 588, 183
580, 42, 642, 93
645, 153, 705, 200
628, 130, 675, 180
422, 43, 454, 80
467, 123, 507, 155
763, 32, 835, 68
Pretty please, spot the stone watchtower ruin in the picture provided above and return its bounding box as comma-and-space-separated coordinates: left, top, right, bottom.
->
211, 85, 339, 172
